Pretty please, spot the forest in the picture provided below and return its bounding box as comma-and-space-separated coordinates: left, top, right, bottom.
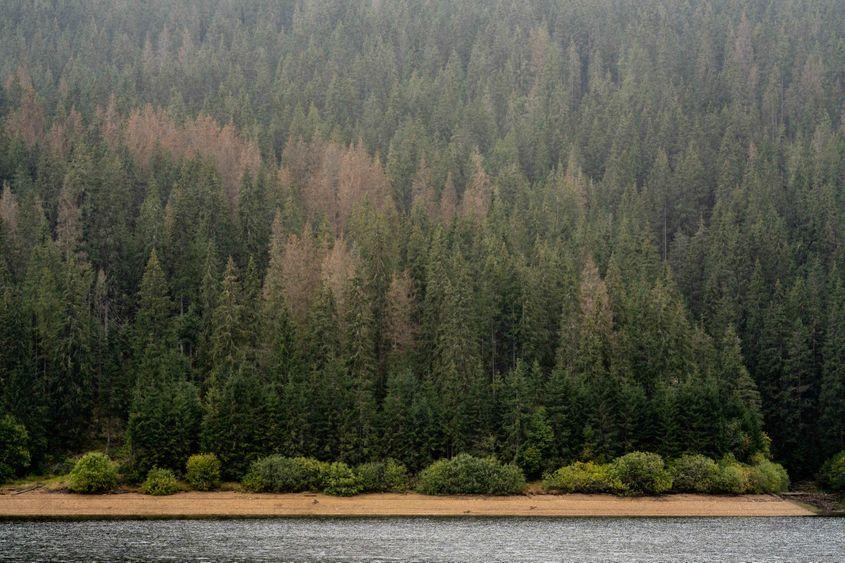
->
0, 0, 843, 485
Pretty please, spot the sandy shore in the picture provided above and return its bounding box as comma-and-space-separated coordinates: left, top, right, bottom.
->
0, 490, 814, 518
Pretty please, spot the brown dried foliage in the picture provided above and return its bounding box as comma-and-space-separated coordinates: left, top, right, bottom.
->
123, 104, 261, 210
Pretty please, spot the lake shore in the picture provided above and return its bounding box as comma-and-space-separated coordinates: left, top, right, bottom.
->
0, 490, 815, 519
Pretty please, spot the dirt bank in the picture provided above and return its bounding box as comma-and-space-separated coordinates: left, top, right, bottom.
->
0, 490, 814, 518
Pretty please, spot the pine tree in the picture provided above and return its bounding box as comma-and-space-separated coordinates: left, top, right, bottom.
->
781, 318, 813, 471
201, 364, 273, 479
261, 211, 300, 384
338, 274, 378, 464
135, 179, 164, 279
379, 369, 417, 464
209, 257, 245, 375
720, 325, 763, 419
23, 239, 95, 453
819, 271, 845, 458
134, 249, 172, 352
127, 350, 200, 477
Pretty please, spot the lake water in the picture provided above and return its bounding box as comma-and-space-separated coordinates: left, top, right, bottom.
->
1, 516, 843, 561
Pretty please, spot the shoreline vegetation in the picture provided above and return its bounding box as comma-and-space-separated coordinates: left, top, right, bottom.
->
3, 452, 838, 518
4, 450, 840, 518
0, 490, 816, 519
3, 4, 845, 526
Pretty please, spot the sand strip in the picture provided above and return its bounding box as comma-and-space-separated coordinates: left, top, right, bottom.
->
0, 491, 814, 518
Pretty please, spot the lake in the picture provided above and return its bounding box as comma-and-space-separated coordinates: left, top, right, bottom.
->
1, 516, 842, 561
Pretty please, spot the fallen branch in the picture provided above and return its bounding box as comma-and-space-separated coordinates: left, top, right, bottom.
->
11, 484, 43, 495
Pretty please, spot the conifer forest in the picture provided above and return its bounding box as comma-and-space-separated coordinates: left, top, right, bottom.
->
0, 0, 844, 483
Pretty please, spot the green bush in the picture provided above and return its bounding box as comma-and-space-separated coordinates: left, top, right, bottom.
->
747, 459, 789, 493
819, 451, 845, 492
242, 455, 330, 493
141, 467, 180, 496
0, 414, 30, 484
186, 453, 221, 491
542, 461, 623, 494
324, 462, 363, 496
611, 452, 672, 495
712, 457, 751, 494
69, 452, 118, 494
669, 454, 719, 493
355, 459, 409, 493
416, 454, 526, 495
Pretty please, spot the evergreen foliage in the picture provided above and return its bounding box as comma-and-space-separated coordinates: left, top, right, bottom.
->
819, 452, 845, 492
0, 0, 842, 481
126, 354, 201, 479
0, 414, 30, 483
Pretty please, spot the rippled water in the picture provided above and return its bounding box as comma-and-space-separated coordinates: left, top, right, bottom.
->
1, 517, 843, 561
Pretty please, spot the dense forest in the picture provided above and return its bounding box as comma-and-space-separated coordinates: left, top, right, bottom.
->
0, 0, 843, 483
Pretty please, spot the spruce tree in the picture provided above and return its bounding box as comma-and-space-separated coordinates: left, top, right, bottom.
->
819, 271, 845, 458
201, 364, 273, 479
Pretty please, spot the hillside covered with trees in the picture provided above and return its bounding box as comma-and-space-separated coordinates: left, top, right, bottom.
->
0, 0, 844, 483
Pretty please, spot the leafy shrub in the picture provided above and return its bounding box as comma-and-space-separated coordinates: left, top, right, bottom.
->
141, 467, 180, 496
669, 454, 719, 493
819, 451, 845, 492
69, 452, 118, 494
0, 414, 30, 484
186, 453, 221, 491
242, 456, 330, 493
416, 454, 525, 495
610, 452, 672, 495
711, 457, 751, 494
747, 459, 789, 493
324, 462, 363, 496
355, 459, 409, 493
542, 461, 623, 494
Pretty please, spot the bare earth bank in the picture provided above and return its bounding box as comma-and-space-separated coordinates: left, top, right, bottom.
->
0, 490, 814, 518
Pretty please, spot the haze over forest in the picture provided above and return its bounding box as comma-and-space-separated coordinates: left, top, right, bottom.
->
0, 0, 843, 482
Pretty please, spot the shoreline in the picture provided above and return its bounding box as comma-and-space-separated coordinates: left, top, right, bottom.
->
0, 490, 815, 519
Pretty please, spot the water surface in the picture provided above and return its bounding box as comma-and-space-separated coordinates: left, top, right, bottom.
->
1, 516, 842, 561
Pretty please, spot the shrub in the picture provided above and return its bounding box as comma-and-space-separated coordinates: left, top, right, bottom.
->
416, 454, 526, 495
242, 456, 330, 493
186, 453, 221, 491
355, 459, 409, 493
324, 462, 363, 496
69, 452, 118, 494
669, 454, 719, 493
0, 414, 30, 484
542, 461, 623, 494
747, 459, 789, 493
141, 467, 180, 496
712, 457, 750, 494
611, 452, 672, 495
819, 451, 845, 492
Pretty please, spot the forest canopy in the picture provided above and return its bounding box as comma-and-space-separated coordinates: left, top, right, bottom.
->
0, 0, 843, 481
